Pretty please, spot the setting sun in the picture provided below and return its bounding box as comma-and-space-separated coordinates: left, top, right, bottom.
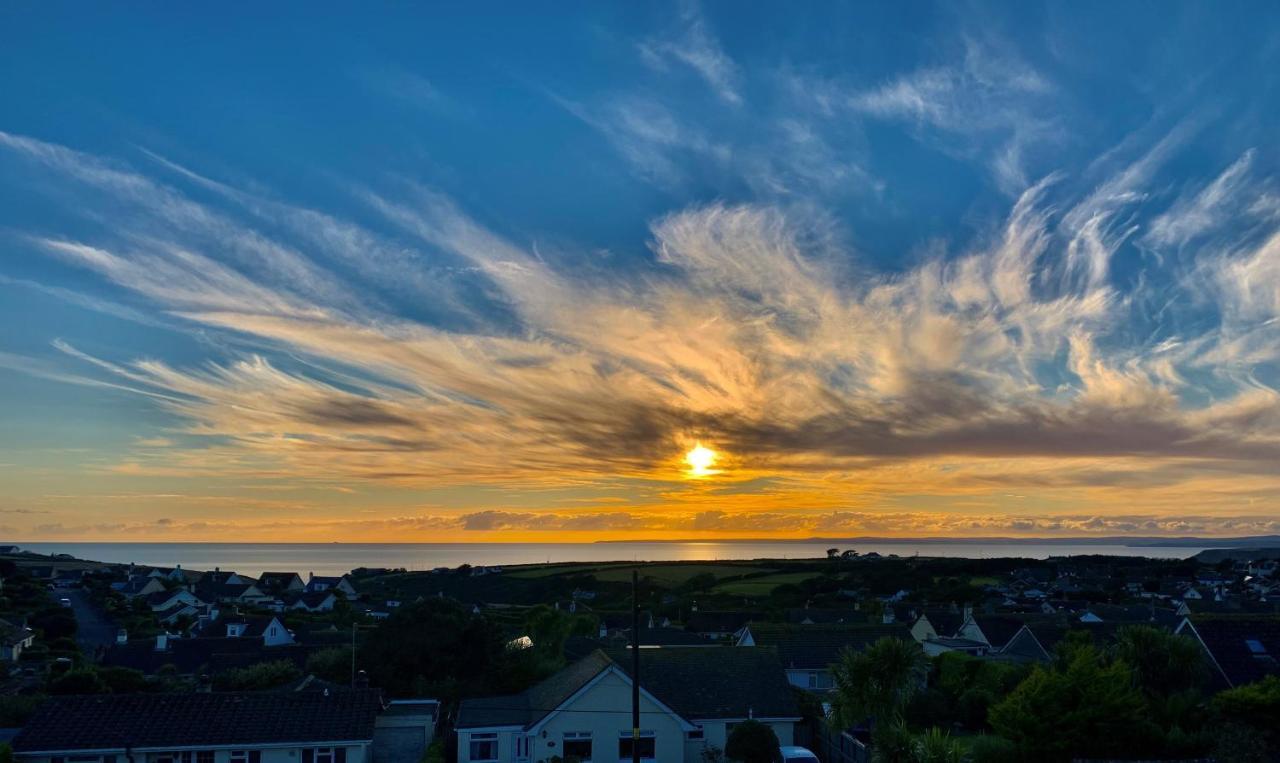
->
684, 443, 718, 476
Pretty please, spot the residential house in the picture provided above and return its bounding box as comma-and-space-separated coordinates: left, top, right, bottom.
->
908, 609, 966, 643
306, 574, 357, 597
921, 637, 989, 657
11, 690, 382, 762
285, 591, 339, 613
116, 575, 167, 598
222, 615, 295, 647
258, 572, 306, 593
197, 580, 273, 607
456, 648, 800, 763
146, 588, 204, 613
103, 632, 313, 677
1176, 616, 1280, 689
736, 623, 912, 691
0, 618, 35, 661
956, 614, 1039, 652
683, 611, 762, 640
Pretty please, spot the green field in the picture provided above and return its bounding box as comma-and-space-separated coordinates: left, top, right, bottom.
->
712, 571, 819, 596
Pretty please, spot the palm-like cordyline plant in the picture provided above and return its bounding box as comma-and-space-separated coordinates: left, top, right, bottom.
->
829, 636, 928, 731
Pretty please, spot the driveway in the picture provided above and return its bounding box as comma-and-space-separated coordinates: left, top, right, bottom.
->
62, 588, 117, 661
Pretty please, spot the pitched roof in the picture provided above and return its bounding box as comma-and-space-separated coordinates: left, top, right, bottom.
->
607, 647, 800, 721
919, 609, 964, 637
101, 637, 314, 675
258, 572, 303, 588
1185, 616, 1280, 688
743, 623, 912, 670
970, 615, 1037, 648
457, 647, 799, 730
684, 611, 763, 633
786, 608, 871, 626
0, 618, 33, 647
13, 690, 381, 752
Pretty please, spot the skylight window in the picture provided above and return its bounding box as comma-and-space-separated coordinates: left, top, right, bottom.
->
1245, 639, 1267, 655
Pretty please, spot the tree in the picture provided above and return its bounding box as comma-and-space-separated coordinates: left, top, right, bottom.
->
97, 666, 150, 693
211, 660, 301, 691
359, 598, 512, 698
724, 719, 780, 763
306, 646, 353, 684
988, 643, 1152, 761
1111, 625, 1206, 698
1210, 675, 1280, 762
48, 668, 108, 695
830, 637, 927, 731
827, 548, 840, 559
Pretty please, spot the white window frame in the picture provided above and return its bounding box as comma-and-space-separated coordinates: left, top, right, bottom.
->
562, 730, 593, 761
617, 729, 657, 762
469, 732, 500, 763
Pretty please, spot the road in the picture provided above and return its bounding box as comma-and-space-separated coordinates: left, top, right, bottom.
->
63, 588, 117, 661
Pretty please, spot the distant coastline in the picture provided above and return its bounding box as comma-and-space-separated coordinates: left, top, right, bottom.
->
596, 534, 1280, 548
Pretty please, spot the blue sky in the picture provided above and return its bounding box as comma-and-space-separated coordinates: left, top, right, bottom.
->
2, 3, 1279, 541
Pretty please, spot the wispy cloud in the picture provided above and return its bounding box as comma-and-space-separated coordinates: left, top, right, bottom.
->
637, 2, 741, 106
2, 130, 1279, 537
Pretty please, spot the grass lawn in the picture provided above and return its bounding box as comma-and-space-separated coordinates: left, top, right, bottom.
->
592, 563, 771, 585
712, 571, 819, 596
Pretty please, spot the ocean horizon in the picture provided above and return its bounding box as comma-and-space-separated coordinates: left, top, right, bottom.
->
8, 539, 1233, 578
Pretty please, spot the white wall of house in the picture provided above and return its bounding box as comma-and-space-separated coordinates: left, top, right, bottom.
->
458, 668, 798, 763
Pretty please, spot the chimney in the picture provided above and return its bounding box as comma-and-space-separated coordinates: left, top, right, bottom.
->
355, 670, 369, 689
962, 603, 974, 621
116, 628, 128, 645
309, 572, 315, 581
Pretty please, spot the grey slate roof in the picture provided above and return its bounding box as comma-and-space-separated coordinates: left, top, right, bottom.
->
12, 690, 382, 752
1185, 616, 1280, 688
743, 623, 912, 670
457, 647, 799, 730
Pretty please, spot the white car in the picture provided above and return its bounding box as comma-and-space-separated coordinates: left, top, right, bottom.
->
778, 746, 820, 763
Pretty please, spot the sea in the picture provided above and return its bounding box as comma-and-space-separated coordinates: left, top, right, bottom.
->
12, 540, 1221, 578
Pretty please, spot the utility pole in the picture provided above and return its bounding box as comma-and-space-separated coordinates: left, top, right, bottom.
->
631, 570, 641, 763
350, 622, 356, 686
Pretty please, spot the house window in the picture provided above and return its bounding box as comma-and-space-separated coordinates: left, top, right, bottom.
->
302, 749, 345, 763
514, 736, 531, 759
618, 730, 656, 761
229, 752, 262, 763
686, 726, 704, 741
563, 731, 592, 760
468, 733, 499, 762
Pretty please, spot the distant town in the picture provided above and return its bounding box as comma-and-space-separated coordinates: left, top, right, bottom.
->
0, 544, 1274, 762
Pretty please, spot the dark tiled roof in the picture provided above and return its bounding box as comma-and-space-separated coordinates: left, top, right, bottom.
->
684, 611, 763, 634
102, 638, 313, 675
0, 618, 33, 647
458, 647, 799, 729
607, 646, 800, 721
1186, 616, 1280, 688
970, 616, 1036, 649
12, 690, 382, 752
457, 651, 610, 729
743, 623, 912, 670
919, 609, 964, 637
787, 609, 871, 625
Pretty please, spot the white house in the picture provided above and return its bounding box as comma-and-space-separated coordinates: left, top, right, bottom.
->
0, 618, 35, 661
736, 623, 913, 692
457, 648, 800, 763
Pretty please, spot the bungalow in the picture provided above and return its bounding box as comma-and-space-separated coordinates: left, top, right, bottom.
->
956, 615, 1036, 652
0, 618, 35, 661
306, 574, 357, 596
198, 581, 273, 606
11, 690, 382, 762
117, 575, 167, 598
456, 647, 800, 763
146, 588, 203, 613
1176, 616, 1280, 688
286, 591, 340, 613
736, 623, 913, 691
259, 572, 306, 593
908, 609, 965, 643
223, 615, 295, 647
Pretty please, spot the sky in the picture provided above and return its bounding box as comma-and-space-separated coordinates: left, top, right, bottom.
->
2, 3, 1280, 542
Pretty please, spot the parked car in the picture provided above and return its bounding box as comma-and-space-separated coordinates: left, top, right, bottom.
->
778, 746, 820, 763
59, 597, 72, 608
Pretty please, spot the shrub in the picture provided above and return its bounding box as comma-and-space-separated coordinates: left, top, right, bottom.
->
724, 719, 780, 763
